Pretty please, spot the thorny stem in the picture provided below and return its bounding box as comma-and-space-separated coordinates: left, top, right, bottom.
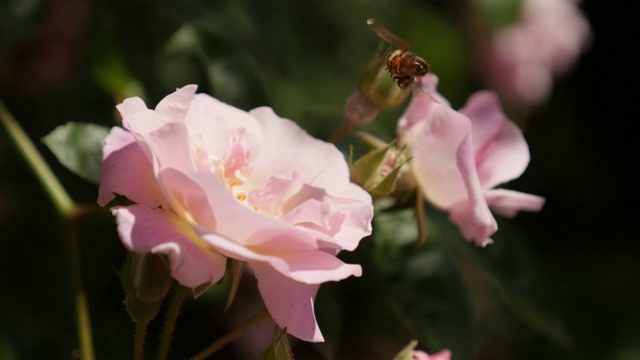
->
157, 285, 190, 360
415, 188, 428, 246
190, 309, 269, 360
134, 321, 149, 360
329, 121, 355, 145
0, 100, 95, 360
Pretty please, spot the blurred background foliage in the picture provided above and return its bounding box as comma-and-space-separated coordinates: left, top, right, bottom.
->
0, 0, 637, 359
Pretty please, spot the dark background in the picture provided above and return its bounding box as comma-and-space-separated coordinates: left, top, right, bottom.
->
1, 0, 637, 359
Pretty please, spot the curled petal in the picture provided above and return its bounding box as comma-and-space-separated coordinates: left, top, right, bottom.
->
120, 84, 196, 137
454, 131, 496, 245
116, 96, 148, 120
197, 228, 362, 284
485, 188, 545, 217
154, 84, 197, 125
113, 204, 226, 288
460, 91, 530, 188
448, 200, 497, 247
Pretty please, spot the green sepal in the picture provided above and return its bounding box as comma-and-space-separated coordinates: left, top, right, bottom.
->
224, 259, 246, 312
392, 340, 419, 360
350, 137, 409, 197
258, 327, 294, 360
121, 253, 172, 323
191, 281, 213, 299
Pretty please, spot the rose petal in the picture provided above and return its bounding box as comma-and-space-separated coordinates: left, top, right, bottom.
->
429, 350, 453, 360
186, 94, 263, 163
410, 102, 472, 209
282, 195, 372, 252
413, 350, 453, 360
252, 262, 324, 342
98, 127, 167, 208
397, 78, 446, 139
113, 204, 226, 288
248, 107, 351, 194
159, 167, 317, 250
155, 84, 198, 125
156, 166, 218, 230
116, 96, 148, 119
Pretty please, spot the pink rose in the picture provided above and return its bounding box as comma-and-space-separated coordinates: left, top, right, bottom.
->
98, 85, 373, 342
398, 75, 544, 246
486, 0, 591, 106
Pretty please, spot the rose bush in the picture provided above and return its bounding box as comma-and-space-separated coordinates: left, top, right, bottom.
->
398, 74, 545, 246
98, 85, 373, 342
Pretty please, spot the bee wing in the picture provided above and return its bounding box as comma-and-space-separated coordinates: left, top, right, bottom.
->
367, 18, 411, 51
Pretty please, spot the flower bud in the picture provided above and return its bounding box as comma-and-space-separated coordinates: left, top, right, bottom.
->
350, 136, 410, 198
120, 252, 173, 323
343, 90, 379, 127
358, 47, 414, 111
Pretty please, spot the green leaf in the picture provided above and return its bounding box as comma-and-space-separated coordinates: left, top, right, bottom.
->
42, 122, 110, 184
259, 327, 294, 360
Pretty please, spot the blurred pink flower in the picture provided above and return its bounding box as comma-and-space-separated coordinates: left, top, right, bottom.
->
486, 0, 591, 106
412, 349, 452, 360
9, 0, 88, 96
98, 85, 373, 342
398, 74, 544, 246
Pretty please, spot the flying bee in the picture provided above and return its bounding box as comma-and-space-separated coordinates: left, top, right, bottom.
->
367, 18, 429, 88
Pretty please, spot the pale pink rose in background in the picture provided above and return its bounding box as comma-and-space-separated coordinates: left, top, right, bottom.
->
98, 85, 373, 342
412, 349, 452, 360
486, 0, 591, 106
398, 74, 545, 246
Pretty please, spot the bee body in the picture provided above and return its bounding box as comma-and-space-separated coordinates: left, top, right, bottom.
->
386, 50, 429, 88
368, 18, 430, 88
